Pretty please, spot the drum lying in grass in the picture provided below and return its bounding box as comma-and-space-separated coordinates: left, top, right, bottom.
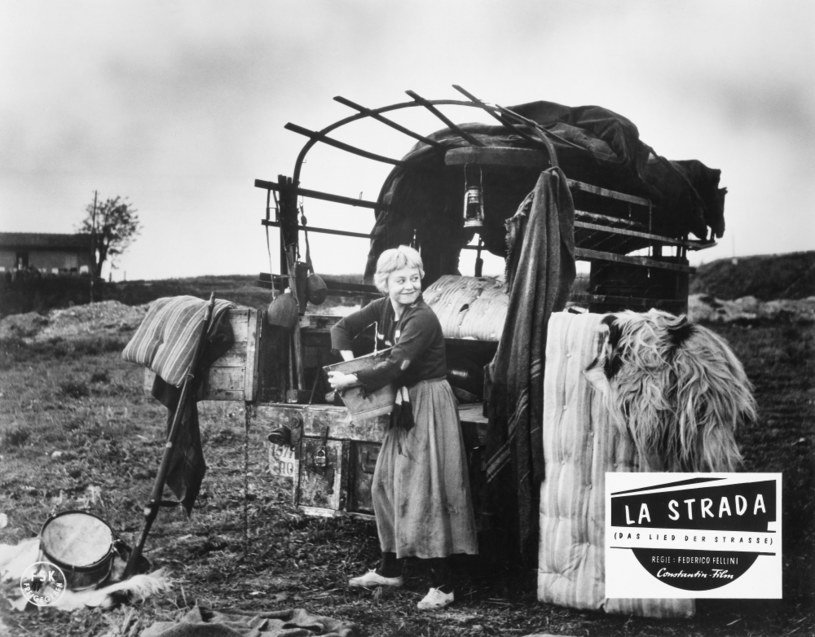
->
40, 511, 115, 590
323, 349, 395, 419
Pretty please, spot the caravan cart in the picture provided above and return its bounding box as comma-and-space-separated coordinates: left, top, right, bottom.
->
175, 87, 725, 523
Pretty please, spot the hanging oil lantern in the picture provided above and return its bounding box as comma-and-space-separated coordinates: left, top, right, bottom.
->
463, 163, 485, 231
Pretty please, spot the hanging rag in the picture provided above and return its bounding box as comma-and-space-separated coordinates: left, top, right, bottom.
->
483, 167, 576, 566
391, 385, 415, 432
122, 296, 234, 514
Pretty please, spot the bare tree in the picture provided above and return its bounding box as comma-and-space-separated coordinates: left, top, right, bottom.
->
77, 195, 141, 278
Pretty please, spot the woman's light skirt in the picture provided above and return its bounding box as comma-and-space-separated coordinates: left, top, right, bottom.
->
372, 378, 479, 559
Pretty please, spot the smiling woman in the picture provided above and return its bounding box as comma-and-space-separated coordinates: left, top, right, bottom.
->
327, 245, 478, 611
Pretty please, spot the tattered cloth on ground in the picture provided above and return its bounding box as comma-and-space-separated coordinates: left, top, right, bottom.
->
141, 604, 357, 637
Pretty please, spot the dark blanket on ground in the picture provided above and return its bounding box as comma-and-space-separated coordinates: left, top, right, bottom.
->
142, 604, 357, 637
483, 168, 576, 565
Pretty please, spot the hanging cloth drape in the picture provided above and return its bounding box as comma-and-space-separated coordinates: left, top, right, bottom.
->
483, 167, 576, 565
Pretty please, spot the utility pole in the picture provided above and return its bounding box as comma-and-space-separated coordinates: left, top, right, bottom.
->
90, 190, 97, 303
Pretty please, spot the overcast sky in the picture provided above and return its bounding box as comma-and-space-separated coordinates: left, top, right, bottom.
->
1, 0, 812, 281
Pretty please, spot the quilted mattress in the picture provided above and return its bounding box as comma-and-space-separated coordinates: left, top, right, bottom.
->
537, 311, 694, 618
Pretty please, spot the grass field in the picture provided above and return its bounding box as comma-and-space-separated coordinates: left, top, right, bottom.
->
0, 308, 813, 635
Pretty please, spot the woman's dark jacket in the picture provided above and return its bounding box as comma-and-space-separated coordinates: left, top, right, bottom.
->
330, 296, 447, 393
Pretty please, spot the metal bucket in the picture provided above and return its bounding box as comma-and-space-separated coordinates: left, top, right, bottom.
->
40, 511, 115, 590
323, 349, 395, 419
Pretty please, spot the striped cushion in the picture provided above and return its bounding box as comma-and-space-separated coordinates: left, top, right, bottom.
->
122, 296, 233, 387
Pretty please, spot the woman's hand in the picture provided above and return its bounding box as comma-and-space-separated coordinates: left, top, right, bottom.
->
327, 371, 359, 391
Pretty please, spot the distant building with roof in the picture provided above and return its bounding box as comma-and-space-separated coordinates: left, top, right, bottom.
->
0, 232, 93, 274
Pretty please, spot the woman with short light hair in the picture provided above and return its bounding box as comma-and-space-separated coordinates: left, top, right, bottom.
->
328, 245, 478, 610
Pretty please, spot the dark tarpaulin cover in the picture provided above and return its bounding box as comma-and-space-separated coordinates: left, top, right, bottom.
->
483, 168, 576, 565
365, 99, 725, 284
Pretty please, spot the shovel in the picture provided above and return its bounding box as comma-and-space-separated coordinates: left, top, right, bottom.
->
124, 293, 216, 578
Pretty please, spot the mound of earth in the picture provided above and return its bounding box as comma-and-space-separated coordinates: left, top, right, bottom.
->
689, 294, 815, 324
0, 300, 149, 343
1, 293, 812, 345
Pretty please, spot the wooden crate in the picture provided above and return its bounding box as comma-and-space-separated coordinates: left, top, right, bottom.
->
259, 401, 487, 518
256, 403, 390, 517
142, 307, 261, 401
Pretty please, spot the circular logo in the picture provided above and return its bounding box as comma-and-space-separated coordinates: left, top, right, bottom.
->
20, 561, 66, 606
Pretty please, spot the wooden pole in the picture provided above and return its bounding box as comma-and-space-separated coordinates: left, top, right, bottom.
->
90, 190, 97, 304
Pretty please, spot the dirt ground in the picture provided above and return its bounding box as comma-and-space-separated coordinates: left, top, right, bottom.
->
0, 304, 812, 636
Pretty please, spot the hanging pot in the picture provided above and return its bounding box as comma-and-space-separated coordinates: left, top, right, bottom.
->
266, 290, 298, 330
307, 272, 328, 305
300, 214, 327, 306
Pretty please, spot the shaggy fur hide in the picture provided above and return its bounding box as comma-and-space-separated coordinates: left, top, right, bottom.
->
584, 309, 755, 472
0, 538, 171, 611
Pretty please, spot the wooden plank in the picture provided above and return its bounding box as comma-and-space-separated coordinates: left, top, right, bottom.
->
261, 220, 372, 240
405, 89, 484, 147
204, 367, 246, 393
571, 292, 680, 306
254, 179, 380, 210
200, 388, 246, 401
575, 209, 646, 230
284, 122, 404, 166
445, 147, 546, 167
574, 219, 690, 248
567, 179, 652, 207
575, 248, 693, 273
254, 402, 487, 440
245, 309, 259, 401
334, 95, 444, 148
252, 404, 389, 442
